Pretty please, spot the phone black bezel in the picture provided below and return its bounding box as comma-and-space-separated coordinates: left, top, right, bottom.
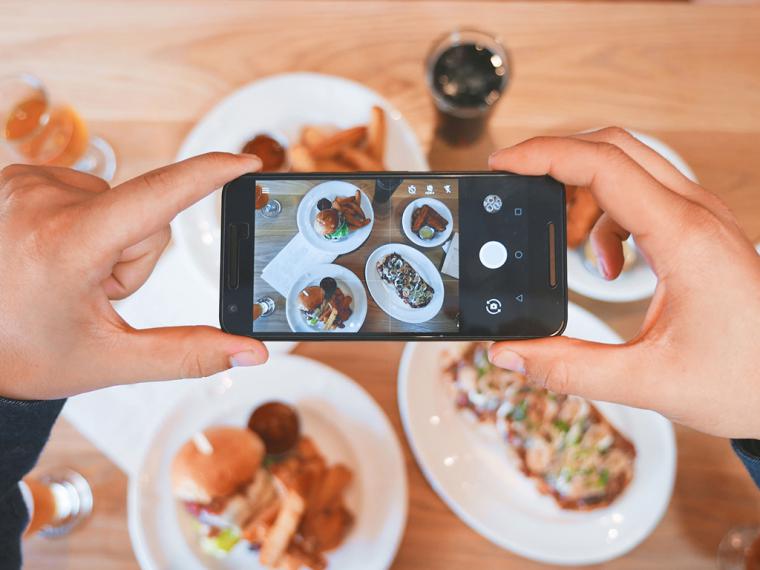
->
220, 171, 567, 341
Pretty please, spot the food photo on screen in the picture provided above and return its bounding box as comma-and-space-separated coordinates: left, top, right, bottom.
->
251, 177, 460, 335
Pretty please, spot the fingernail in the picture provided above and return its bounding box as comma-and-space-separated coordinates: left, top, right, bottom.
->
229, 349, 264, 367
489, 349, 526, 374
597, 257, 610, 279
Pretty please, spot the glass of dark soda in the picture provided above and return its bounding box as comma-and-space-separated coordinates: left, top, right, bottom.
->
426, 29, 511, 146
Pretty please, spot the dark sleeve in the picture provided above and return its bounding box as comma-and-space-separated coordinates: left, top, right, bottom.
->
0, 396, 66, 570
732, 439, 760, 489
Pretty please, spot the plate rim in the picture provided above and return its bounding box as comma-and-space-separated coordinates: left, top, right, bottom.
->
396, 304, 676, 565
128, 353, 409, 570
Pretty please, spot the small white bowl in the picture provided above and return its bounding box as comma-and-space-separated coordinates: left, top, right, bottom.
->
401, 197, 454, 248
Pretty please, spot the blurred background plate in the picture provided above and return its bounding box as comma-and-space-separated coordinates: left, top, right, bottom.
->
567, 130, 697, 303
129, 355, 407, 570
173, 72, 429, 294
397, 303, 676, 565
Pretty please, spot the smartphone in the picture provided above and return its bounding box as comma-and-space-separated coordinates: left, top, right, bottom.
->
220, 172, 566, 341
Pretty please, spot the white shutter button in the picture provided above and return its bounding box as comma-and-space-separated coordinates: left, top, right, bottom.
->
479, 241, 508, 269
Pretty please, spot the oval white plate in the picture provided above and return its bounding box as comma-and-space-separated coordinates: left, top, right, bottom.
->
285, 264, 368, 333
129, 355, 408, 570
568, 130, 697, 303
398, 303, 676, 566
296, 181, 374, 255
365, 243, 444, 324
401, 198, 453, 248
172, 72, 429, 293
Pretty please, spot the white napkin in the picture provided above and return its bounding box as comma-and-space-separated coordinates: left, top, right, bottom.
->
61, 244, 294, 476
261, 233, 336, 295
441, 232, 460, 279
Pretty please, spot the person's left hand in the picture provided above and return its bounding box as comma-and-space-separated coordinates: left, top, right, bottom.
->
0, 153, 268, 400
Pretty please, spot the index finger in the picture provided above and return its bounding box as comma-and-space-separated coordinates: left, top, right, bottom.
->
90, 152, 261, 250
489, 136, 689, 266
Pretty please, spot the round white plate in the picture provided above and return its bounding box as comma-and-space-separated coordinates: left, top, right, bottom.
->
398, 303, 676, 566
296, 181, 374, 254
365, 243, 444, 324
172, 72, 429, 293
129, 355, 408, 570
401, 198, 453, 248
285, 264, 368, 333
567, 130, 697, 303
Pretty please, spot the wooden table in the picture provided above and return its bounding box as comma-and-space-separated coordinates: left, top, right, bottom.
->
6, 1, 760, 568
253, 177, 460, 334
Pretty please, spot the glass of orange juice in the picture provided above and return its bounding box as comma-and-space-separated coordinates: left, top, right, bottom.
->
20, 468, 93, 538
0, 74, 116, 181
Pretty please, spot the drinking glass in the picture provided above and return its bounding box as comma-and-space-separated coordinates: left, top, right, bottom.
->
0, 74, 116, 181
253, 297, 276, 320
255, 183, 282, 218
20, 468, 93, 538
425, 29, 511, 146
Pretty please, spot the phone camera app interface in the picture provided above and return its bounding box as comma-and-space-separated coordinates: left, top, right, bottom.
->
252, 178, 460, 335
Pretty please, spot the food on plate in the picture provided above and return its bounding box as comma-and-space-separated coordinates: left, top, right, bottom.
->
313, 190, 371, 241
411, 204, 449, 241
248, 402, 301, 455
171, 403, 354, 569
297, 278, 353, 331
566, 186, 602, 248
290, 106, 387, 172
376, 253, 434, 309
242, 134, 287, 171
443, 343, 636, 510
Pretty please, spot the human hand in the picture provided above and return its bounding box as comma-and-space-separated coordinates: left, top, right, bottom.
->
488, 128, 760, 439
0, 153, 268, 400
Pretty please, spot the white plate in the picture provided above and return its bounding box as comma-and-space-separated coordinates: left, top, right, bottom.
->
172, 72, 429, 293
285, 264, 368, 333
398, 303, 676, 566
129, 355, 407, 570
365, 243, 444, 324
568, 130, 697, 303
401, 198, 453, 248
296, 181, 374, 255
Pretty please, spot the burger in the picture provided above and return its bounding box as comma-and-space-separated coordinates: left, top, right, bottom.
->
297, 285, 326, 327
314, 208, 349, 241
171, 426, 277, 556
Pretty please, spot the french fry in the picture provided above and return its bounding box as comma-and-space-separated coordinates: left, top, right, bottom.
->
309, 126, 367, 160
301, 126, 332, 150
313, 158, 353, 172
366, 105, 386, 163
260, 490, 306, 567
339, 146, 383, 171
290, 144, 317, 172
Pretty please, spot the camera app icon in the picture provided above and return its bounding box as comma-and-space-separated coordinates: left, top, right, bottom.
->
485, 298, 502, 315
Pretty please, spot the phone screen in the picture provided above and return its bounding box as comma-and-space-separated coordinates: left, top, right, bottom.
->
239, 173, 564, 339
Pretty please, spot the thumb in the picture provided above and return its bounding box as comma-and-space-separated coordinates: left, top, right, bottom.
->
488, 337, 645, 407
113, 326, 268, 383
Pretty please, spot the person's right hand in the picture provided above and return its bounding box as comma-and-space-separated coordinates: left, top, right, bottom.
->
488, 127, 760, 440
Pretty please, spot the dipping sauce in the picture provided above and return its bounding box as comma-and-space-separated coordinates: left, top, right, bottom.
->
242, 134, 286, 171
247, 401, 300, 455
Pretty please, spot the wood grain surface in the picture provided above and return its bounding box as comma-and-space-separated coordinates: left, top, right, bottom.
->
6, 1, 760, 569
